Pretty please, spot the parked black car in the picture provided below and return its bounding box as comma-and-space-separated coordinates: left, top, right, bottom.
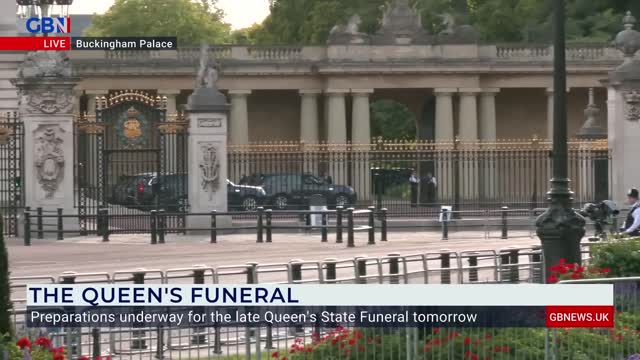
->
126, 173, 268, 212
110, 173, 155, 206
246, 173, 356, 210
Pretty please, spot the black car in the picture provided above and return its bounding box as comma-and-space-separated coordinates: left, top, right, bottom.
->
110, 173, 155, 206
247, 173, 356, 210
130, 173, 268, 212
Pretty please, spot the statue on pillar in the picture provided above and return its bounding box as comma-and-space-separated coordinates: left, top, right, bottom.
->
17, 51, 72, 79
195, 43, 220, 89
328, 14, 370, 44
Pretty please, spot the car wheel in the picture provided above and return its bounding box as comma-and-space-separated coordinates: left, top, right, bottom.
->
242, 196, 258, 212
335, 193, 350, 208
273, 194, 289, 210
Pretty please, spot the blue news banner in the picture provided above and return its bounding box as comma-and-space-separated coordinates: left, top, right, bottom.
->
26, 306, 547, 328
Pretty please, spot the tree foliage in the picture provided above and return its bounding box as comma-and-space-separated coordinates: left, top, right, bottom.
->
371, 100, 416, 141
252, 0, 635, 45
84, 0, 231, 46
0, 219, 12, 336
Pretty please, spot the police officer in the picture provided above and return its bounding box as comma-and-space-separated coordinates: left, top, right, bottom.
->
621, 188, 640, 237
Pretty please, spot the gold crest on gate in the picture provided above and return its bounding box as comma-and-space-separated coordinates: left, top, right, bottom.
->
123, 107, 142, 140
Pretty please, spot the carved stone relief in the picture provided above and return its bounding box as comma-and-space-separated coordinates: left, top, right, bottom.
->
19, 87, 74, 115
199, 143, 220, 201
33, 125, 65, 199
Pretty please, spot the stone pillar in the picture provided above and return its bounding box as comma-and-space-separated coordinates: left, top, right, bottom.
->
0, 2, 15, 36
326, 90, 348, 144
229, 90, 251, 145
299, 90, 321, 143
479, 89, 499, 201
458, 89, 480, 202
13, 53, 80, 233
546, 88, 554, 140
85, 90, 108, 116
458, 88, 480, 141
434, 88, 455, 141
159, 89, 181, 115
434, 88, 456, 203
159, 89, 182, 174
479, 89, 499, 141
325, 89, 348, 186
300, 90, 321, 177
352, 89, 373, 201
186, 86, 231, 229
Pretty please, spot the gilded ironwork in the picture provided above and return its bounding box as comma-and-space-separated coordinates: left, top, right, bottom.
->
75, 113, 104, 134
123, 107, 142, 140
107, 90, 161, 108
158, 113, 188, 134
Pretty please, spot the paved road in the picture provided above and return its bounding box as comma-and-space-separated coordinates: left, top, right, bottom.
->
7, 230, 538, 278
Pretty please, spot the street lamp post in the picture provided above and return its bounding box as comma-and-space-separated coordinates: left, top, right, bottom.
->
16, 0, 73, 19
535, 0, 586, 281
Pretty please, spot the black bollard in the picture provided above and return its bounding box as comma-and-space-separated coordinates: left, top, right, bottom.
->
36, 207, 43, 239
266, 209, 272, 243
381, 208, 388, 242
367, 206, 375, 245
501, 206, 509, 239
321, 212, 328, 242
356, 257, 368, 284
336, 206, 343, 243
210, 210, 217, 244
150, 210, 158, 245
441, 208, 449, 240
440, 250, 451, 284
257, 207, 264, 243
508, 247, 520, 283
468, 253, 479, 282
131, 271, 147, 350
347, 208, 355, 248
158, 210, 166, 244
101, 208, 110, 242
500, 251, 510, 283
57, 208, 63, 241
388, 253, 401, 284
191, 267, 207, 345
24, 210, 31, 246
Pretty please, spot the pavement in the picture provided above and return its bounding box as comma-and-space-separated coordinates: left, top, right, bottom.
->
7, 229, 539, 278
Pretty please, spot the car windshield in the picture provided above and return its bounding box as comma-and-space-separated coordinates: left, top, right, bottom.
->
305, 175, 322, 185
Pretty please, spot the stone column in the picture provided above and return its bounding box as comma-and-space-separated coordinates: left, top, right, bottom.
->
479, 88, 499, 201
13, 53, 80, 234
186, 86, 231, 230
352, 89, 374, 201
479, 89, 499, 141
0, 2, 15, 36
546, 88, 554, 140
159, 89, 181, 115
326, 89, 348, 144
325, 89, 348, 186
458, 88, 480, 202
299, 90, 321, 143
299, 90, 321, 178
434, 88, 456, 203
159, 89, 182, 174
229, 90, 251, 145
85, 90, 108, 115
434, 88, 455, 141
458, 88, 480, 141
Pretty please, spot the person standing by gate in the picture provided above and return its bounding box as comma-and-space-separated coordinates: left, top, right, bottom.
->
409, 171, 419, 208
621, 188, 640, 237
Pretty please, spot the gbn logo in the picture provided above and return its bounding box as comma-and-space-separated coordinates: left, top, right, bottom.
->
26, 17, 71, 34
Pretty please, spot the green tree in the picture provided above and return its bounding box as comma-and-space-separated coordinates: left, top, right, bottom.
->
371, 100, 416, 140
84, 0, 231, 46
229, 23, 264, 44
0, 219, 11, 336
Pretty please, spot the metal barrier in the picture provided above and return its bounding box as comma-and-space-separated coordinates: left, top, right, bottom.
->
9, 243, 632, 360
